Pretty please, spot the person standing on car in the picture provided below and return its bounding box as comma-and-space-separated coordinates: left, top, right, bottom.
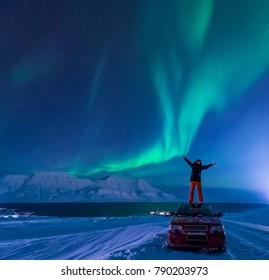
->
182, 156, 216, 204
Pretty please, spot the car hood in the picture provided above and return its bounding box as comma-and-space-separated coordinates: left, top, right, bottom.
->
172, 215, 221, 225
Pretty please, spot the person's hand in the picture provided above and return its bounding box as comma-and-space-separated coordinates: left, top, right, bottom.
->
212, 162, 216, 165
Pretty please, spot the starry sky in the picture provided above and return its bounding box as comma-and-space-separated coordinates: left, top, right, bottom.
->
1, 0, 269, 197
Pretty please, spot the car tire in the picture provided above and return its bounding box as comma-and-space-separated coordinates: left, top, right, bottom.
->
166, 243, 172, 249
218, 243, 226, 253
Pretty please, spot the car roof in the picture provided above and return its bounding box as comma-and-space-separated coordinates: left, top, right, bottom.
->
176, 203, 216, 216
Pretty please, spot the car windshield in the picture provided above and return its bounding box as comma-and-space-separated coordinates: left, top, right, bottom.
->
175, 204, 216, 217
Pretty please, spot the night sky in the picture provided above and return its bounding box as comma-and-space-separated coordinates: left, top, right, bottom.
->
1, 0, 269, 197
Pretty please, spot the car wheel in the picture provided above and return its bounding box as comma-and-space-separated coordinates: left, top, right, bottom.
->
166, 243, 173, 249
218, 243, 226, 253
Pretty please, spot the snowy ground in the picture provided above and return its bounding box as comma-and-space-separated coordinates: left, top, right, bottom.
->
0, 206, 269, 260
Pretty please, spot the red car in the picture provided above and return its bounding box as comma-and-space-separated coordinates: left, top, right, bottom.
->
167, 203, 226, 252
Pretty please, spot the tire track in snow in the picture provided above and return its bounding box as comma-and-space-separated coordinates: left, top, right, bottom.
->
222, 219, 269, 259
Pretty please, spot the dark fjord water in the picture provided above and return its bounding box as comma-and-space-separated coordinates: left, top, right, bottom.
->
1, 202, 268, 217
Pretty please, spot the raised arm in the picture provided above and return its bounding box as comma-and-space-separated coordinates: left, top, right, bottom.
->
182, 156, 193, 167
202, 162, 216, 170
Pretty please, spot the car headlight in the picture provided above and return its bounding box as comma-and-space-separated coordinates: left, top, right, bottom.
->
210, 225, 224, 233
169, 224, 184, 233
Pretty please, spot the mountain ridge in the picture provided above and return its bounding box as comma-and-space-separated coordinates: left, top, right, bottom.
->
0, 171, 178, 202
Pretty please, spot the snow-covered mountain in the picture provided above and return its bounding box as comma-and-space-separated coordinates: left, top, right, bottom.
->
0, 172, 178, 202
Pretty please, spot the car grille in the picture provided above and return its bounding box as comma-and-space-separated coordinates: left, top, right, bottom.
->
185, 225, 208, 232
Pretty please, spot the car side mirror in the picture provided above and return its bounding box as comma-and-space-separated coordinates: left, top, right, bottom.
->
216, 212, 223, 217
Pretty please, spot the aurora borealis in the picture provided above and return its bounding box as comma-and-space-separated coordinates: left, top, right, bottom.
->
1, 0, 269, 195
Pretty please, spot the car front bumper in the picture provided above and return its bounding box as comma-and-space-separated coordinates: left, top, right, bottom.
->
167, 232, 226, 249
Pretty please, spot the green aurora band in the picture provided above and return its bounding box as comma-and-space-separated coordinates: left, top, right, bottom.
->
72, 0, 269, 176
